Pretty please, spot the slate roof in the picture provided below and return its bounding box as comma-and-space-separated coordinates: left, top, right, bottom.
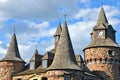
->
94, 7, 108, 30
41, 51, 54, 60
85, 7, 118, 48
13, 65, 46, 76
97, 7, 108, 25
1, 33, 24, 62
48, 21, 80, 70
54, 22, 62, 36
30, 49, 43, 62
86, 38, 118, 48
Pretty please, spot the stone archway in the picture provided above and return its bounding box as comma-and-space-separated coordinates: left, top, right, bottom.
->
41, 77, 47, 80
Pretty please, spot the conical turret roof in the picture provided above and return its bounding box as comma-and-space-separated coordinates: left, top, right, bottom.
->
48, 21, 80, 70
97, 7, 108, 25
94, 7, 109, 30
2, 33, 24, 62
54, 22, 62, 36
85, 7, 118, 49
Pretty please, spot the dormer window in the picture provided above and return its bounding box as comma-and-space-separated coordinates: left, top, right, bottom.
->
30, 62, 35, 70
42, 60, 47, 68
108, 50, 115, 57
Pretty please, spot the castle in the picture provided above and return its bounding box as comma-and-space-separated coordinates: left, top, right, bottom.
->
0, 6, 120, 80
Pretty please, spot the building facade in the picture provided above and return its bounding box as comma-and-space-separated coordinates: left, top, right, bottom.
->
0, 7, 120, 80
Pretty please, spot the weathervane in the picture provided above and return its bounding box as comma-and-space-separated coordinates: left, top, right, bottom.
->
36, 44, 38, 49
64, 14, 67, 20
58, 19, 60, 23
12, 24, 16, 34
101, 0, 104, 6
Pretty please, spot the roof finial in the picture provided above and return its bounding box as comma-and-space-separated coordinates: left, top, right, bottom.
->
58, 19, 60, 23
64, 14, 67, 21
36, 44, 38, 49
101, 0, 104, 7
13, 25, 16, 34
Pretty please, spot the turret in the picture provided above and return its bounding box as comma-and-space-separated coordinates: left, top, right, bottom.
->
54, 22, 62, 50
45, 20, 82, 80
48, 20, 80, 70
84, 7, 120, 80
0, 33, 25, 80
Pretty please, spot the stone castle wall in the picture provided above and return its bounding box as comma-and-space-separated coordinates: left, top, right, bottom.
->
84, 47, 120, 80
43, 70, 83, 80
0, 61, 24, 80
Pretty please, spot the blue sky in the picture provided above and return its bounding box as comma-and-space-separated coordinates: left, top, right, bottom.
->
0, 0, 120, 62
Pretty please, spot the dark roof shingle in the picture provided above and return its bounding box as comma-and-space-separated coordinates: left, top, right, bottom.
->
48, 21, 80, 70
1, 33, 24, 62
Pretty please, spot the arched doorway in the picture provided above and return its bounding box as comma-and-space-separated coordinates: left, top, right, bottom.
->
41, 77, 47, 80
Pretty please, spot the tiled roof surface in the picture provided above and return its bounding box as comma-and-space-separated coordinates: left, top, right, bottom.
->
48, 21, 80, 70
1, 34, 24, 62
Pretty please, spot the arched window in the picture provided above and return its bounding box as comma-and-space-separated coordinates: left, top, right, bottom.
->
90, 59, 92, 62
99, 58, 102, 62
86, 60, 89, 63
105, 58, 107, 63
94, 58, 97, 62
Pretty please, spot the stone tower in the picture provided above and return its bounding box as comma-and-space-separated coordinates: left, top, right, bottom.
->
84, 7, 120, 80
54, 22, 62, 49
0, 33, 25, 80
46, 20, 83, 80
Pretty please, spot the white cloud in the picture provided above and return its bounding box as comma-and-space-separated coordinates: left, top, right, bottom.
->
68, 21, 94, 55
0, 41, 7, 59
80, 0, 90, 4
0, 20, 55, 62
74, 8, 99, 21
68, 5, 120, 56
0, 0, 79, 20
0, 1, 120, 63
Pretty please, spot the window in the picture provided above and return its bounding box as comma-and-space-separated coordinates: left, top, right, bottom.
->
42, 60, 47, 68
108, 50, 115, 57
64, 74, 71, 80
30, 62, 35, 70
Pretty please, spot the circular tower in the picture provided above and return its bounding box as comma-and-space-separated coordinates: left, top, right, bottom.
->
84, 7, 120, 80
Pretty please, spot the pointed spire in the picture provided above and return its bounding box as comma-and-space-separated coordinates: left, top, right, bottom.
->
97, 7, 108, 25
54, 21, 62, 36
101, 0, 104, 7
30, 49, 42, 62
2, 33, 24, 62
48, 20, 80, 70
54, 21, 62, 50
